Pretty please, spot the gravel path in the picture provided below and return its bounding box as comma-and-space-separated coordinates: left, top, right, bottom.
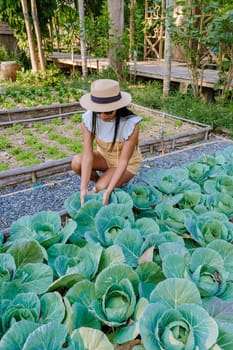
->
1, 135, 233, 232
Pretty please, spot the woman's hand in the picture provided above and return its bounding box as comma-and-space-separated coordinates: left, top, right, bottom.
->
103, 189, 111, 205
80, 189, 88, 206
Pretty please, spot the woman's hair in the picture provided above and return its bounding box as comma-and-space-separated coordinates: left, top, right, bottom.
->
91, 107, 134, 151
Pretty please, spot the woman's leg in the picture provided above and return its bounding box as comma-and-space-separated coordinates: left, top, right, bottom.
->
72, 153, 134, 191
71, 152, 108, 182
95, 167, 134, 192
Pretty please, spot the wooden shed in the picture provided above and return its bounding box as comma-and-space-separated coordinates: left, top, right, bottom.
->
0, 22, 17, 52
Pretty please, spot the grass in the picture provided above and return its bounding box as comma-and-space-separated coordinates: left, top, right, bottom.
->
0, 163, 9, 171
0, 136, 10, 150
129, 80, 233, 132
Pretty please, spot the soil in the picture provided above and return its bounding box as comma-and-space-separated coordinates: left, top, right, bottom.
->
0, 113, 201, 171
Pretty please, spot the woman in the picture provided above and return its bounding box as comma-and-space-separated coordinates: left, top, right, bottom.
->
72, 79, 142, 205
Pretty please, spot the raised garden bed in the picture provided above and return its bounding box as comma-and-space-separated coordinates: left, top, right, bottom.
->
0, 101, 83, 125
0, 102, 212, 187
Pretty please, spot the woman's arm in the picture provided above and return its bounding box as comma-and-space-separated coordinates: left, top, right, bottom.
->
103, 123, 140, 204
80, 122, 94, 205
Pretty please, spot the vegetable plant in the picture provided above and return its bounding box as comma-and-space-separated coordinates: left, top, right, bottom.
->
1, 146, 233, 348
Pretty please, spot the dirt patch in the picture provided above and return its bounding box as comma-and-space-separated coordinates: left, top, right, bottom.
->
0, 112, 202, 171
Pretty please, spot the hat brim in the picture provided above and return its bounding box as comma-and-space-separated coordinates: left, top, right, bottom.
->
79, 91, 132, 112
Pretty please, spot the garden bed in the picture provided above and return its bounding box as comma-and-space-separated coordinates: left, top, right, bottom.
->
1, 137, 233, 350
0, 102, 212, 187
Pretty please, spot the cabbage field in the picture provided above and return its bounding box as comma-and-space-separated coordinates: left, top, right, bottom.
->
1, 146, 233, 349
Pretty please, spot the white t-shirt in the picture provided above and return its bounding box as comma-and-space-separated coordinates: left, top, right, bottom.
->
82, 110, 141, 142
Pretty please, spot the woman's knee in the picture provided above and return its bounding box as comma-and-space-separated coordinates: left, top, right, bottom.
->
71, 154, 82, 174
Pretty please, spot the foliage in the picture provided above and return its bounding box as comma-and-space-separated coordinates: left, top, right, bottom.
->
2, 146, 233, 347
0, 0, 56, 50
0, 46, 16, 62
129, 80, 233, 132
84, 1, 110, 58
53, 1, 79, 51
207, 9, 233, 97
140, 278, 218, 350
168, 0, 233, 98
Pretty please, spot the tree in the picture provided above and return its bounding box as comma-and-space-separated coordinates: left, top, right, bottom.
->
31, 0, 46, 70
21, 0, 39, 72
163, 0, 174, 97
208, 8, 233, 98
169, 0, 219, 97
107, 0, 125, 79
129, 0, 136, 61
0, 0, 56, 71
77, 0, 87, 79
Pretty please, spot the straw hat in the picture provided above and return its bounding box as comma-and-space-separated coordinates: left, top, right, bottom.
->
79, 79, 132, 112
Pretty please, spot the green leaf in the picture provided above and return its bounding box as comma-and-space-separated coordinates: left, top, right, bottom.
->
9, 216, 35, 241
48, 273, 84, 293
60, 219, 77, 243
0, 320, 39, 350
40, 292, 65, 324
150, 278, 202, 307
22, 322, 67, 350
135, 217, 160, 238
98, 245, 125, 271
75, 200, 103, 235
0, 253, 16, 282
71, 327, 114, 350
7, 240, 45, 268
15, 263, 53, 295
72, 302, 101, 330
65, 279, 96, 306
114, 228, 143, 267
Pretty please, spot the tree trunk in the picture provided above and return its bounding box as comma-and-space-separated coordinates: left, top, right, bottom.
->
31, 0, 46, 71
78, 0, 87, 79
129, 0, 136, 61
107, 0, 124, 79
21, 0, 39, 72
163, 0, 174, 97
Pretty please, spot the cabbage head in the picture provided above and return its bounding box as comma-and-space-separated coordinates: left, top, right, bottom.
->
47, 242, 102, 280
8, 210, 76, 249
161, 243, 229, 298
155, 201, 193, 235
185, 211, 233, 246
204, 175, 233, 196
139, 278, 218, 350
143, 167, 188, 192
189, 154, 226, 180
86, 203, 135, 247
175, 190, 207, 213
1, 291, 65, 334
206, 192, 233, 219
92, 264, 139, 327
186, 161, 211, 184
189, 247, 228, 298
123, 183, 162, 215
207, 239, 233, 281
